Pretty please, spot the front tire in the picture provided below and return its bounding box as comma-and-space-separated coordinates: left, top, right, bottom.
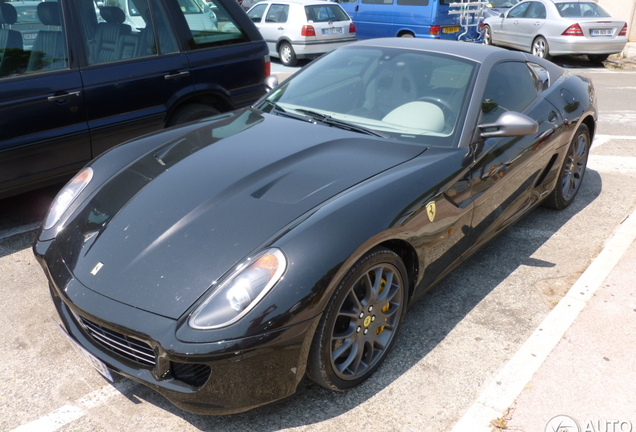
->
532, 36, 551, 60
543, 124, 590, 210
307, 248, 408, 390
278, 42, 297, 66
483, 25, 493, 45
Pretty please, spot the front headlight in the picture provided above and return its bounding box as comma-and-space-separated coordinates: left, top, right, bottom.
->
43, 168, 93, 231
189, 248, 287, 330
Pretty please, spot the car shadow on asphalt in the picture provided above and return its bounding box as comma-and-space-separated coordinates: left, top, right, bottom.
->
105, 169, 603, 429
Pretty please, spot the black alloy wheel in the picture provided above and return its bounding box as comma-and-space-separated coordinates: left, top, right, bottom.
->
307, 248, 407, 390
543, 123, 590, 210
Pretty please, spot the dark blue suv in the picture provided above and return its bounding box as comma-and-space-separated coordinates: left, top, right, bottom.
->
0, 0, 270, 199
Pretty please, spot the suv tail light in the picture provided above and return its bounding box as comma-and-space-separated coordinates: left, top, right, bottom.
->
349, 22, 356, 34
430, 25, 441, 36
264, 55, 271, 77
562, 23, 584, 36
619, 23, 628, 36
301, 25, 315, 37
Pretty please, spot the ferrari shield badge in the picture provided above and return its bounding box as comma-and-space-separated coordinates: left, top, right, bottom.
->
426, 201, 436, 222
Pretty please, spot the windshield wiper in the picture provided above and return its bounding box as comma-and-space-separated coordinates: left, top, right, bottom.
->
294, 109, 389, 138
261, 99, 286, 113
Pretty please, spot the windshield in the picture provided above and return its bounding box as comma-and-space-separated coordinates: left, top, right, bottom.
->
258, 47, 476, 146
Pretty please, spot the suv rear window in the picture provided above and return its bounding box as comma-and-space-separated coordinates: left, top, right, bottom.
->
556, 2, 610, 18
304, 5, 348, 22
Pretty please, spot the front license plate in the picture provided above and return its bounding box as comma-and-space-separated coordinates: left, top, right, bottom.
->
54, 318, 114, 382
443, 26, 460, 34
590, 29, 613, 36
322, 27, 343, 35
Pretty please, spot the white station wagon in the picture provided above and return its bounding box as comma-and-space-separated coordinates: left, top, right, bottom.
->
247, 0, 356, 66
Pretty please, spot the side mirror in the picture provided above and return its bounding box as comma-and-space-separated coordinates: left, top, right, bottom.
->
478, 111, 539, 139
264, 75, 279, 92
499, 12, 504, 18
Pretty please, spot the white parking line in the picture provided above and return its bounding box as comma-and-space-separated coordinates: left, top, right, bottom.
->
450, 204, 636, 432
593, 134, 636, 148
0, 223, 41, 241
10, 380, 137, 432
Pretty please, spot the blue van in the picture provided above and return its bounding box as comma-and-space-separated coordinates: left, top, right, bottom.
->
338, 0, 479, 40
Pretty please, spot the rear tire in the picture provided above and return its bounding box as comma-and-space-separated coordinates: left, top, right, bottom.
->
543, 124, 590, 210
399, 32, 414, 38
167, 103, 219, 127
532, 36, 551, 60
588, 54, 609, 63
279, 42, 297, 66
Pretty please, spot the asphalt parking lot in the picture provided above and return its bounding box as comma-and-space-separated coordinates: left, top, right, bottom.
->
2, 62, 636, 432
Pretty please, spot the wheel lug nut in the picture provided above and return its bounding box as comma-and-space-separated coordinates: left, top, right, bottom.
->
359, 312, 364, 319
356, 326, 361, 333
371, 316, 375, 322
368, 306, 373, 312
363, 328, 368, 335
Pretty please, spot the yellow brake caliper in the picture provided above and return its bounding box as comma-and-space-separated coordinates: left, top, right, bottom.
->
376, 277, 390, 336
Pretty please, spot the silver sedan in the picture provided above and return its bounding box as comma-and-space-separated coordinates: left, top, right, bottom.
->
483, 0, 627, 63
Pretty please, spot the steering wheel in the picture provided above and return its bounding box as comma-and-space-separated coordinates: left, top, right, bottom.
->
417, 96, 454, 116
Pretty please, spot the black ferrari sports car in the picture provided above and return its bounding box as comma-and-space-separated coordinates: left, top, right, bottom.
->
34, 38, 596, 415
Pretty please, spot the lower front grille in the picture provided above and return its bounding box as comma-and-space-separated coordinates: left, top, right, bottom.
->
78, 316, 156, 367
171, 362, 211, 387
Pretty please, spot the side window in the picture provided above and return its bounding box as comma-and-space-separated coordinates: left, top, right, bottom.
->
361, 0, 393, 6
0, 1, 69, 78
397, 0, 429, 6
526, 2, 546, 19
179, 0, 250, 48
265, 4, 289, 23
80, 0, 178, 66
506, 2, 530, 18
481, 62, 539, 123
247, 4, 268, 23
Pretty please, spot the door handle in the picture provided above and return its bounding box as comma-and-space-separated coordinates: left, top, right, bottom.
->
164, 71, 190, 80
47, 91, 81, 102
278, 27, 284, 30
355, 4, 358, 12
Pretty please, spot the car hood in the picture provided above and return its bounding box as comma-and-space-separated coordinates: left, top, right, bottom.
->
56, 109, 425, 319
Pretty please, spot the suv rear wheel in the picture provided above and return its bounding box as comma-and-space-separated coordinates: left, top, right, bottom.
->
167, 103, 220, 127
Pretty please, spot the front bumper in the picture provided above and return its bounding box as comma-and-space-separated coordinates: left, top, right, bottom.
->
35, 240, 321, 415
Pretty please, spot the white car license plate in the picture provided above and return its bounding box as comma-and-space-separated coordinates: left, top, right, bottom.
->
54, 319, 114, 382
322, 27, 343, 35
591, 29, 613, 36
23, 33, 37, 40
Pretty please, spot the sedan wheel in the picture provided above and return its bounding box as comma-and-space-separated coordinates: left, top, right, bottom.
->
543, 124, 590, 210
483, 25, 492, 45
532, 36, 551, 60
307, 248, 407, 390
278, 42, 297, 67
588, 54, 609, 64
